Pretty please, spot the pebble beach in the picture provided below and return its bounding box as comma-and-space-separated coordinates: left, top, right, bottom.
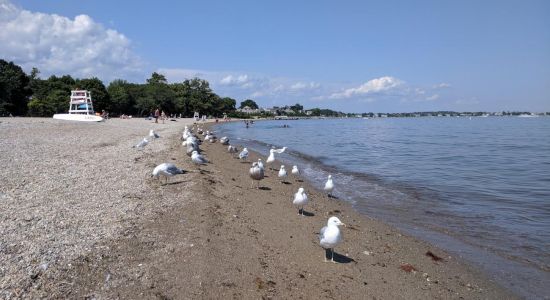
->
0, 117, 515, 299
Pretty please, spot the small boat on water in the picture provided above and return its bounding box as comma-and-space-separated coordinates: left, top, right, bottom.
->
53, 90, 104, 122
517, 113, 538, 118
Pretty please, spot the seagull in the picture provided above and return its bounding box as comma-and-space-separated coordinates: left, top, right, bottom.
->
293, 187, 308, 215
220, 136, 230, 145
152, 163, 185, 184
272, 146, 287, 154
133, 138, 149, 149
228, 145, 239, 154
266, 149, 276, 170
257, 159, 265, 170
324, 175, 334, 197
291, 165, 300, 177
149, 129, 160, 139
239, 148, 249, 161
319, 216, 345, 262
278, 165, 287, 182
191, 151, 208, 165
186, 142, 200, 157
249, 162, 265, 189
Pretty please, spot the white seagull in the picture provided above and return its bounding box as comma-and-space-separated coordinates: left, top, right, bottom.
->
319, 216, 346, 262
266, 149, 276, 170
149, 129, 160, 139
278, 165, 287, 182
324, 175, 334, 197
191, 151, 208, 165
293, 187, 308, 216
133, 138, 149, 149
239, 148, 249, 161
152, 163, 185, 184
291, 165, 300, 176
249, 162, 265, 189
220, 136, 229, 145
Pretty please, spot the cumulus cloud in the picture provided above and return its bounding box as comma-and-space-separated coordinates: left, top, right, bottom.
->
0, 0, 143, 81
425, 94, 440, 101
219, 74, 253, 87
433, 82, 451, 89
329, 76, 403, 99
289, 81, 321, 91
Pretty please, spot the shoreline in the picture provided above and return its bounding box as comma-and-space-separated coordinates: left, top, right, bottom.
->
0, 118, 515, 299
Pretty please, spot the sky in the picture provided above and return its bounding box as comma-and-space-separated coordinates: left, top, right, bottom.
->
1, 0, 549, 112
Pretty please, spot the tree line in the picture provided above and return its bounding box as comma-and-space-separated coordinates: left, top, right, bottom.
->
0, 59, 256, 118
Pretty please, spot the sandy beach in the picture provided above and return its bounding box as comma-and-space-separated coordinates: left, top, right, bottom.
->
0, 118, 515, 299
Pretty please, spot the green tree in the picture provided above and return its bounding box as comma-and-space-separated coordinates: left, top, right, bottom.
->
239, 99, 258, 109
146, 72, 167, 84
290, 103, 304, 113
107, 79, 134, 115
0, 59, 31, 116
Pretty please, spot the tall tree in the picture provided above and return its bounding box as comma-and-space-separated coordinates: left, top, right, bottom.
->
239, 99, 258, 109
0, 59, 31, 116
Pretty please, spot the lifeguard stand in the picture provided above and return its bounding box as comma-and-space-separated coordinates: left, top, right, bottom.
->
69, 90, 95, 115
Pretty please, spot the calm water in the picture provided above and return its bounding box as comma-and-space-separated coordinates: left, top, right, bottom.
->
215, 117, 550, 299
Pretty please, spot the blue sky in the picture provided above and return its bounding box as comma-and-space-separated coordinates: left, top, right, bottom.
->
2, 0, 549, 112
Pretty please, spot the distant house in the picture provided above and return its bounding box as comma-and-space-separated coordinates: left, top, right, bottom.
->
305, 110, 313, 116
237, 106, 262, 114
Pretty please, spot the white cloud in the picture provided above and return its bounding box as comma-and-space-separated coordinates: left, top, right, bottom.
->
426, 94, 440, 101
433, 82, 451, 89
0, 0, 143, 81
289, 81, 320, 91
329, 76, 403, 99
219, 74, 251, 87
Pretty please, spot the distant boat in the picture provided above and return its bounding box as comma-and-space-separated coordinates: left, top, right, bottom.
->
518, 114, 538, 118
53, 90, 103, 122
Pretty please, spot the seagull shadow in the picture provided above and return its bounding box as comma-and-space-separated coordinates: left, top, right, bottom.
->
296, 179, 304, 183
259, 186, 271, 191
301, 210, 315, 217
281, 181, 292, 185
240, 161, 250, 164
325, 250, 355, 264
328, 194, 340, 200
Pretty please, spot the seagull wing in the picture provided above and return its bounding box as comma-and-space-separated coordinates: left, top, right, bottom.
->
273, 147, 287, 154
319, 226, 328, 241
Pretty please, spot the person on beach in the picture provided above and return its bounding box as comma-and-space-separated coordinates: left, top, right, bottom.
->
161, 110, 166, 124
154, 108, 160, 123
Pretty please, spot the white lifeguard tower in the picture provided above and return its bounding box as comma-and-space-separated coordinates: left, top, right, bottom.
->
53, 90, 103, 122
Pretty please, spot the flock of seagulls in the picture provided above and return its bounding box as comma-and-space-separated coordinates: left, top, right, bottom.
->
135, 123, 344, 262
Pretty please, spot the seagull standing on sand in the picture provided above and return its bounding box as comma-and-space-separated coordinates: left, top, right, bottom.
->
191, 151, 208, 165
266, 149, 276, 170
291, 165, 300, 177
278, 165, 287, 182
220, 136, 229, 145
149, 129, 160, 139
249, 162, 265, 189
293, 187, 308, 215
133, 138, 149, 149
239, 148, 249, 161
152, 163, 185, 184
324, 175, 334, 197
228, 145, 238, 155
319, 216, 345, 262
257, 159, 265, 170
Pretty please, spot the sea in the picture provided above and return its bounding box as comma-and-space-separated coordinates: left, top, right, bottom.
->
214, 116, 550, 299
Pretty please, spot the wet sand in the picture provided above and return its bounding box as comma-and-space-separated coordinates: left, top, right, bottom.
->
0, 118, 515, 299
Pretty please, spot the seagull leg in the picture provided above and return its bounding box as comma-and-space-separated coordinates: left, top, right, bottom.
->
324, 249, 328, 262
331, 249, 335, 263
